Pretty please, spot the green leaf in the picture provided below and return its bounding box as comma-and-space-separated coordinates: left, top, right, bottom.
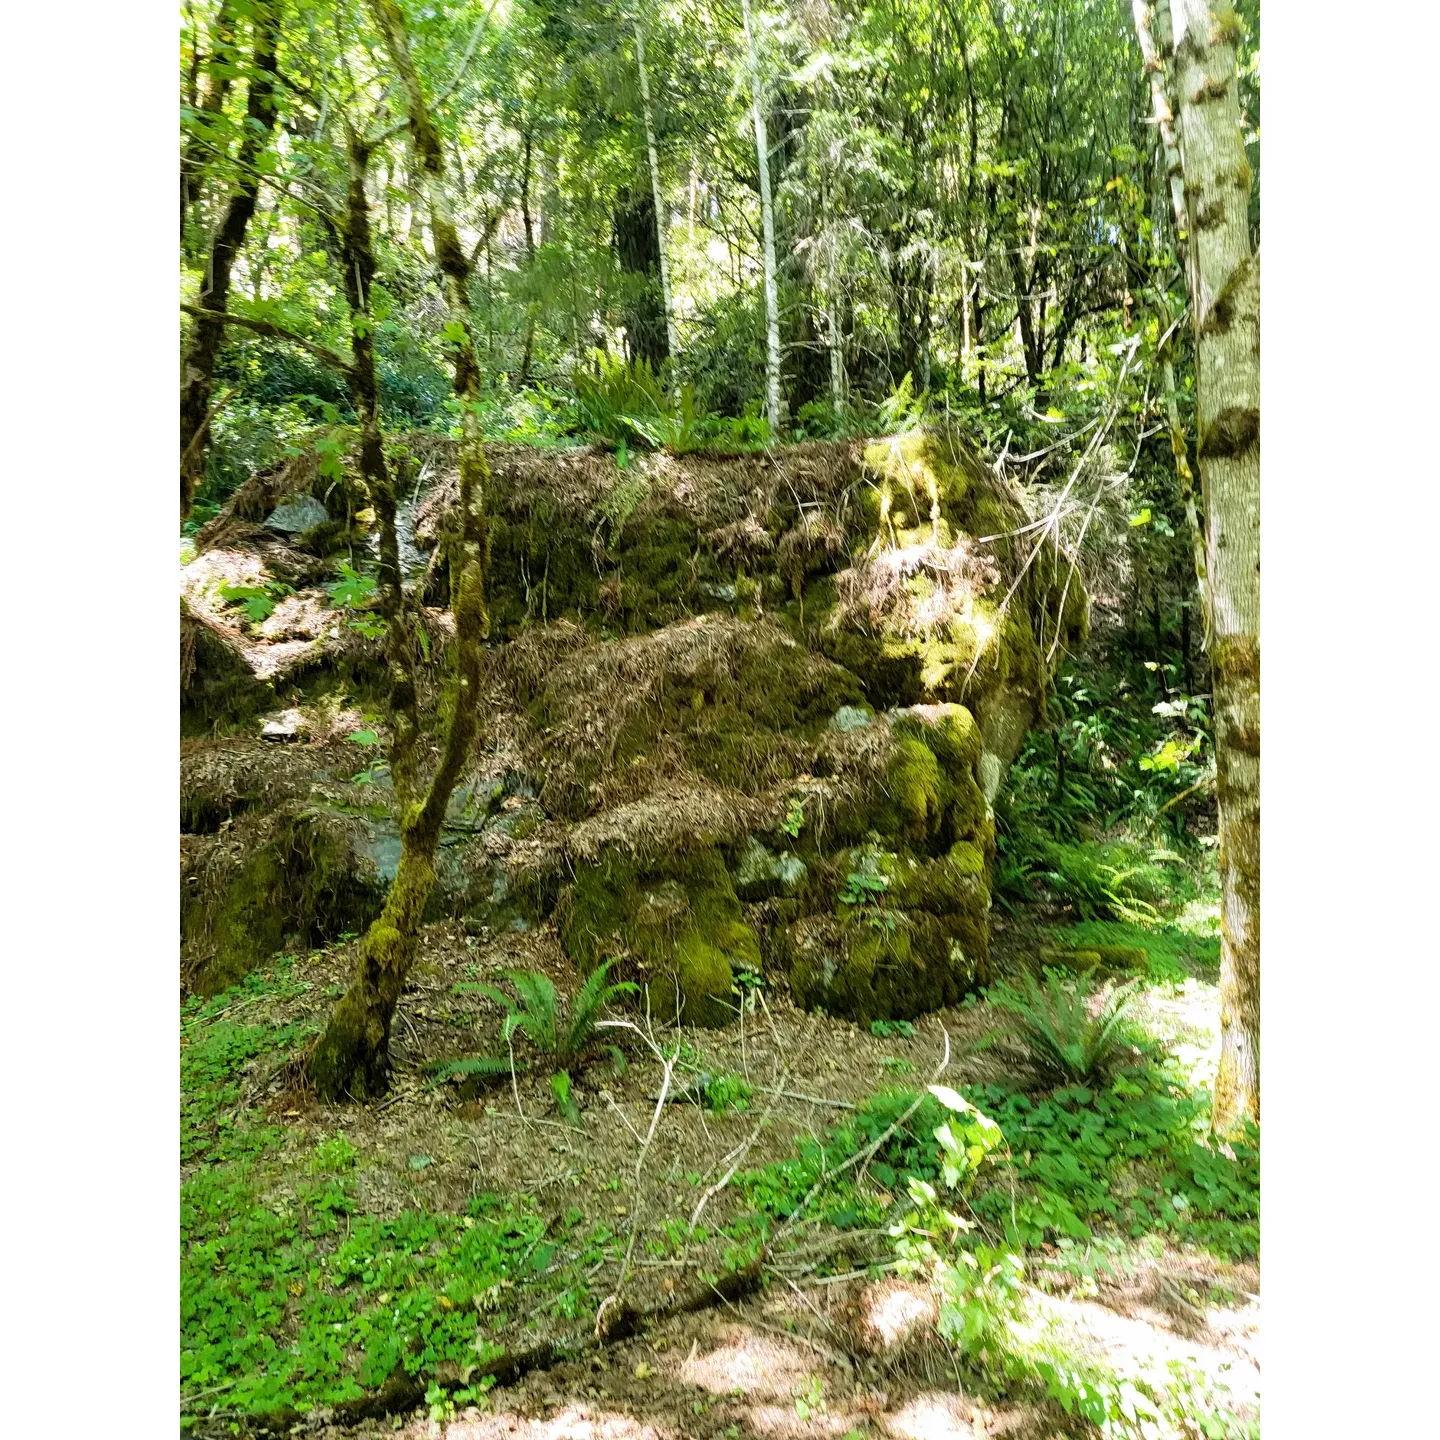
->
349, 729, 379, 746
1129, 508, 1152, 527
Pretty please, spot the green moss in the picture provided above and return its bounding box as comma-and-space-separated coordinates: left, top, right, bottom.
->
181, 602, 273, 736
892, 703, 989, 842
557, 850, 757, 1029
875, 736, 946, 848
881, 846, 987, 916
787, 908, 979, 1023
185, 809, 383, 995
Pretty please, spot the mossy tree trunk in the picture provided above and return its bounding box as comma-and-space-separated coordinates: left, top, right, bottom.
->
332, 126, 425, 794
179, 0, 280, 521
180, 0, 236, 248
1165, 0, 1260, 1133
308, 0, 491, 1102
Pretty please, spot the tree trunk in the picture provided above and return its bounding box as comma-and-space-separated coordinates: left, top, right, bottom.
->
179, 1, 279, 520
1167, 0, 1260, 1133
825, 218, 845, 409
180, 0, 236, 244
614, 189, 669, 371
634, 20, 678, 363
518, 129, 538, 386
308, 0, 492, 1102
741, 0, 784, 436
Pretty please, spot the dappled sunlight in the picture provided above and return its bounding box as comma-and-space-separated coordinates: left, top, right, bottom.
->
860, 1278, 939, 1350
679, 1324, 816, 1399
429, 1404, 672, 1439
881, 1393, 977, 1440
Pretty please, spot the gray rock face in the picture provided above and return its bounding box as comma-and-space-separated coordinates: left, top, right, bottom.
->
828, 704, 874, 733
264, 495, 329, 535
734, 835, 808, 901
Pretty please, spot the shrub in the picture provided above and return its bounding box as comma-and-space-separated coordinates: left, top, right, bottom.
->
980, 970, 1143, 1087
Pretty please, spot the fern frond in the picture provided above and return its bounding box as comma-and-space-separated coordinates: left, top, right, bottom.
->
505, 971, 559, 1053
566, 959, 638, 1057
429, 1055, 515, 1081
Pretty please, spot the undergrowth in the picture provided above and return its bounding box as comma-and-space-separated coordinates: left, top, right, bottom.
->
180, 957, 615, 1424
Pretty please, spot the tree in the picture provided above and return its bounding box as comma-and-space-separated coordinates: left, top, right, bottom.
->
306, 0, 494, 1101
740, 0, 784, 435
179, 0, 280, 519
1148, 0, 1259, 1132
180, 0, 236, 244
633, 17, 678, 362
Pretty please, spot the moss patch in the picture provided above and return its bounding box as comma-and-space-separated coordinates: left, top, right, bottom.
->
182, 806, 384, 995
557, 851, 758, 1028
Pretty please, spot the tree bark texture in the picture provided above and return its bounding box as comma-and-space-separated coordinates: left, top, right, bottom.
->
741, 0, 784, 436
634, 21, 678, 362
179, 1, 279, 520
1168, 0, 1260, 1133
308, 0, 492, 1101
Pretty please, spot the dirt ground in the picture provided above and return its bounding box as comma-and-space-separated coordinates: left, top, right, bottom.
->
192, 914, 1258, 1440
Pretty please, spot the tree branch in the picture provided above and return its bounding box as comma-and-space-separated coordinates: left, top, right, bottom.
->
180, 304, 352, 374
365, 5, 494, 147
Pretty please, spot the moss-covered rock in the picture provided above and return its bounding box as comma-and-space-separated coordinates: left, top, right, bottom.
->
873, 736, 946, 849
784, 908, 979, 1022
181, 805, 385, 995
557, 851, 758, 1028
512, 616, 864, 819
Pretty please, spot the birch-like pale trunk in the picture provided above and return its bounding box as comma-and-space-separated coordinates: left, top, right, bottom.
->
1165, 0, 1260, 1134
740, 0, 784, 435
634, 21, 678, 362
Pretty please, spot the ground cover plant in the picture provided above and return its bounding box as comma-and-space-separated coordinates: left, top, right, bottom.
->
178, 0, 1259, 1431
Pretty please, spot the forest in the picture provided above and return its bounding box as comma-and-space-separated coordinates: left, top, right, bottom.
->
178, 0, 1260, 1435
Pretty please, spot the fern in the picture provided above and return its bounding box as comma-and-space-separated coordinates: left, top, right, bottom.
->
429, 1055, 514, 1082
566, 959, 638, 1057
467, 960, 636, 1063
980, 971, 1143, 1086
551, 1069, 581, 1126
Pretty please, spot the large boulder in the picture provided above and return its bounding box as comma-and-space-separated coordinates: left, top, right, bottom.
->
180, 427, 1083, 1023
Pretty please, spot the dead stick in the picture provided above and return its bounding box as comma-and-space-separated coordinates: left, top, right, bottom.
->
768, 1028, 951, 1251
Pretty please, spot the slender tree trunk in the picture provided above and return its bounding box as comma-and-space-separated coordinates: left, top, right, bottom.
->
741, 0, 784, 436
180, 0, 236, 244
518, 129, 538, 386
1165, 0, 1260, 1133
179, 1, 279, 520
634, 20, 678, 363
825, 222, 845, 409
330, 130, 424, 807
1132, 0, 1192, 274
309, 0, 492, 1101
1155, 305, 1209, 621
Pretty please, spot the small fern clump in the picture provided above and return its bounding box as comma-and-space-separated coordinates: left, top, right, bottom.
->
435, 961, 636, 1090
463, 959, 637, 1064
979, 970, 1143, 1087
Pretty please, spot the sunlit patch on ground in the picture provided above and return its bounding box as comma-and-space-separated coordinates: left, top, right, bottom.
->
881, 1392, 977, 1440
678, 1324, 818, 1398
859, 1279, 939, 1351
393, 1405, 671, 1439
